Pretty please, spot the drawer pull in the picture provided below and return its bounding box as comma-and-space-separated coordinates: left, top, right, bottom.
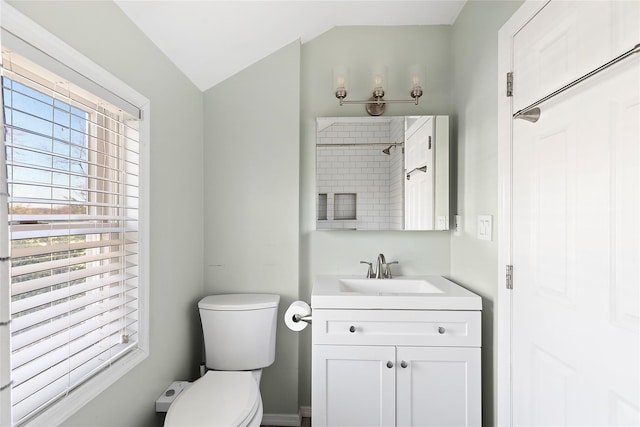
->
386, 361, 394, 369
400, 361, 408, 369
349, 325, 356, 333
438, 326, 446, 334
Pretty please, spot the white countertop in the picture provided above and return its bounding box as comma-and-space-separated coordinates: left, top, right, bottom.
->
311, 275, 482, 311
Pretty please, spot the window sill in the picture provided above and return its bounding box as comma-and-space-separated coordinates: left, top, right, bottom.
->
21, 348, 148, 427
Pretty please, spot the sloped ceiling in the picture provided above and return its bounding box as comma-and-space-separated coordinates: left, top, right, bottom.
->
115, 1, 466, 92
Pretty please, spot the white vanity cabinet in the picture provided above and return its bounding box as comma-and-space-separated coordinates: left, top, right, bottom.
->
312, 309, 482, 427
313, 345, 396, 427
395, 346, 481, 427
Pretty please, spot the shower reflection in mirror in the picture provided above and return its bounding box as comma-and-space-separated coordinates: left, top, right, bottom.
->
316, 116, 449, 231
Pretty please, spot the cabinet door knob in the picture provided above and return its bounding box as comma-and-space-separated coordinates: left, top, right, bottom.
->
386, 361, 394, 368
438, 326, 446, 334
349, 325, 356, 333
400, 361, 408, 368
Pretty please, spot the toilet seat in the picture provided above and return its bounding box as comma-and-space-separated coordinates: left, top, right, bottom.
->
164, 371, 261, 427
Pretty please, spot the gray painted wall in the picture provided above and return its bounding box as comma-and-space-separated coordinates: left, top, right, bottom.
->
7, 2, 205, 426
450, 1, 524, 425
202, 40, 301, 415
299, 25, 455, 407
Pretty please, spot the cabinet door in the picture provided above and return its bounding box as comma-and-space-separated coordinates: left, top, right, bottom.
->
396, 347, 481, 427
312, 345, 396, 427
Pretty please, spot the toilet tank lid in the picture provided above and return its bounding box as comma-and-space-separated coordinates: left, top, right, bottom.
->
199, 294, 280, 311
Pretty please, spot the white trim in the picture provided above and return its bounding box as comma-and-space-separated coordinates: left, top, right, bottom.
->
261, 412, 302, 427
0, 26, 12, 424
1, 2, 151, 425
137, 99, 151, 371
496, 2, 550, 426
22, 350, 148, 427
299, 405, 312, 418
0, 1, 147, 111
0, 8, 13, 425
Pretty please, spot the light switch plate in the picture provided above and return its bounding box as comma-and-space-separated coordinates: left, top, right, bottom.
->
477, 215, 492, 241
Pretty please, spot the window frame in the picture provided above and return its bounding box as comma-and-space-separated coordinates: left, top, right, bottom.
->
1, 3, 150, 426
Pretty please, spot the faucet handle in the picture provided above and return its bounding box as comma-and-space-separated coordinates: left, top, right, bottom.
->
360, 261, 374, 278
384, 261, 399, 278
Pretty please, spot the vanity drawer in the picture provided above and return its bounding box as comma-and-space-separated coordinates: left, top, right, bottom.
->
312, 309, 481, 347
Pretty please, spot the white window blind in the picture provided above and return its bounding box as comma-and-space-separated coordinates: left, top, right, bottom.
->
2, 49, 141, 425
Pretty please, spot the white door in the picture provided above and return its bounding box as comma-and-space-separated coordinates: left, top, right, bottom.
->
312, 345, 396, 427
396, 346, 481, 427
511, 1, 640, 425
405, 116, 434, 230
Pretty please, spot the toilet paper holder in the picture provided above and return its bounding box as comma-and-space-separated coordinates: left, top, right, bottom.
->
285, 300, 312, 331
292, 313, 312, 324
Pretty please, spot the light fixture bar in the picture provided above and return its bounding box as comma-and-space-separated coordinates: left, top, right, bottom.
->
339, 98, 420, 105
334, 65, 424, 115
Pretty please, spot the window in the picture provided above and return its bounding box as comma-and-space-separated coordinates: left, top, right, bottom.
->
0, 16, 148, 425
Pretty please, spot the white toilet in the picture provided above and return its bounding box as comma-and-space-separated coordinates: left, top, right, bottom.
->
164, 293, 280, 427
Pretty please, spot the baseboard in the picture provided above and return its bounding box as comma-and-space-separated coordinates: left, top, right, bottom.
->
300, 406, 312, 418
261, 412, 302, 426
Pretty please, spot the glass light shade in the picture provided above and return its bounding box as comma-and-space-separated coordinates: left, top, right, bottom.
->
371, 66, 387, 89
333, 66, 348, 91
409, 65, 425, 91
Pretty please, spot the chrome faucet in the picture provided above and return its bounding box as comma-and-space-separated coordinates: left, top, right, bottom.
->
360, 253, 399, 278
375, 253, 386, 279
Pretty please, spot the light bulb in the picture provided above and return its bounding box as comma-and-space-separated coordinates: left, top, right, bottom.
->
333, 67, 348, 101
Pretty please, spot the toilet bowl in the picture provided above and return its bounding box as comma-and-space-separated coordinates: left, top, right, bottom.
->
163, 293, 279, 427
164, 370, 262, 427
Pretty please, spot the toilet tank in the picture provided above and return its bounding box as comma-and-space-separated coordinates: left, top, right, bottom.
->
198, 294, 280, 370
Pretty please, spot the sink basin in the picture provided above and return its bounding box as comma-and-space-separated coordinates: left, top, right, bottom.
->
338, 278, 444, 295
312, 275, 482, 310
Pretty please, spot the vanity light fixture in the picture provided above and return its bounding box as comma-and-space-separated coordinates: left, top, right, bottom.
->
334, 65, 424, 116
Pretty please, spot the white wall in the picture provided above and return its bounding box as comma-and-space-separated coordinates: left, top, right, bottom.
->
202, 40, 301, 415
6, 2, 205, 426
450, 1, 524, 425
299, 25, 454, 407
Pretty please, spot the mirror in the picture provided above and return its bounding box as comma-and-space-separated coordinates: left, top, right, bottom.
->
316, 115, 449, 231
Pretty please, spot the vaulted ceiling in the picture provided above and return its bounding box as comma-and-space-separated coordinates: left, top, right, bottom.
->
115, 1, 466, 91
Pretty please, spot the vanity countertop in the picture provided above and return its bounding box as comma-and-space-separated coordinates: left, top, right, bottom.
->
311, 275, 482, 311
